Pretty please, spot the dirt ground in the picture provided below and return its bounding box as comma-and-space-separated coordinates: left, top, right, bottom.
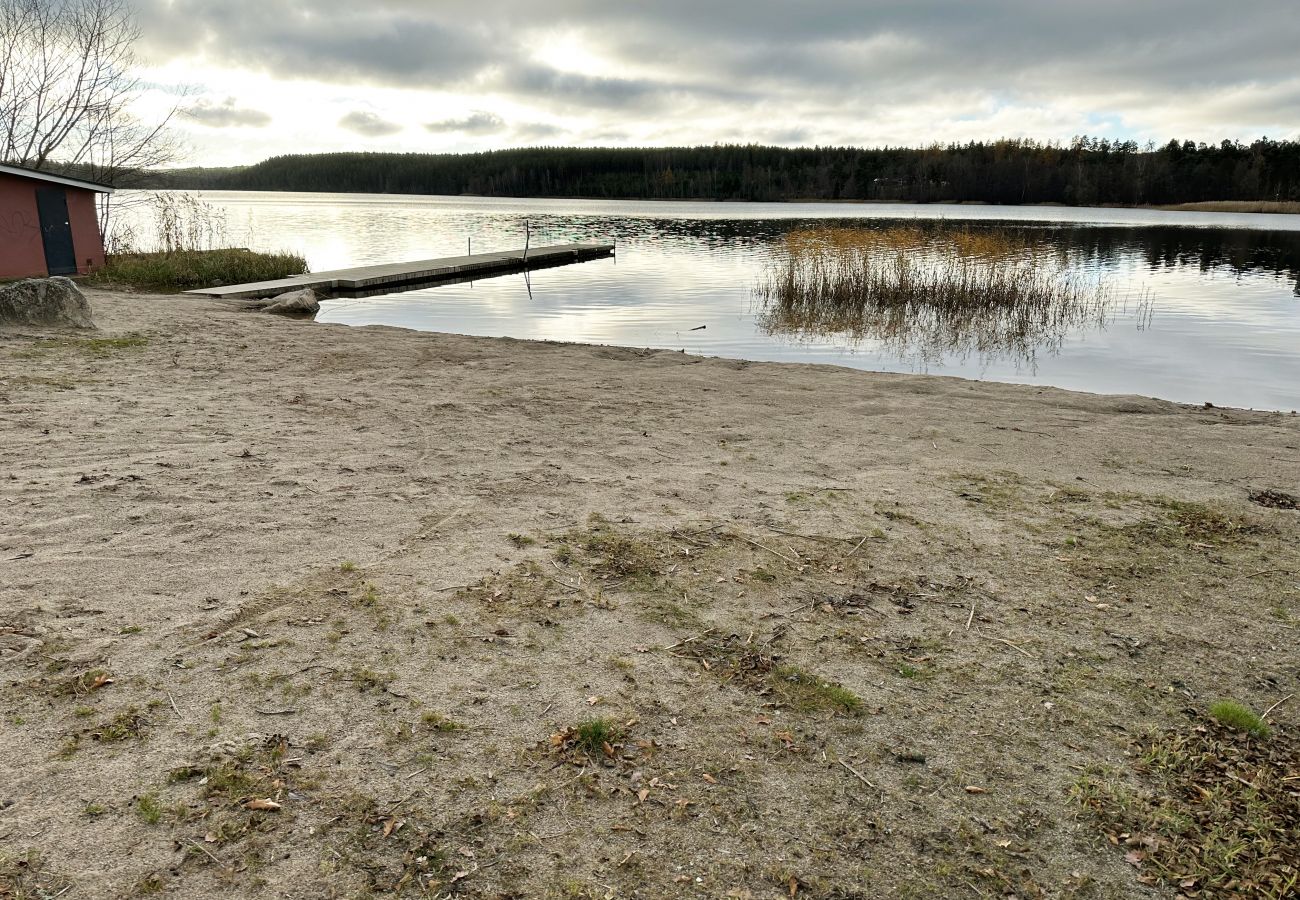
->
1, 288, 1297, 899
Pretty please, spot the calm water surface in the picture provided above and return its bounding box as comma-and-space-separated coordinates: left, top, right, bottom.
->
175, 192, 1300, 410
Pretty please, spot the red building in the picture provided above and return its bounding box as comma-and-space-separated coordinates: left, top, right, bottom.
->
0, 163, 112, 279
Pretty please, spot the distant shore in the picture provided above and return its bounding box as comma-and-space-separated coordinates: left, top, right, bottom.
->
137, 182, 1300, 215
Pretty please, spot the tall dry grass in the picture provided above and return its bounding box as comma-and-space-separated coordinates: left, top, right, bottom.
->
93, 192, 307, 291
756, 225, 1131, 366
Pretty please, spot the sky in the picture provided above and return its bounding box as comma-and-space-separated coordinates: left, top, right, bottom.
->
128, 0, 1300, 167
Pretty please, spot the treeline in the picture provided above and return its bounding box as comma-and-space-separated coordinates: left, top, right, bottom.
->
142, 138, 1300, 206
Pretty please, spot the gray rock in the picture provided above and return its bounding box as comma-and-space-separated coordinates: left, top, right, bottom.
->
263, 288, 319, 316
0, 277, 95, 328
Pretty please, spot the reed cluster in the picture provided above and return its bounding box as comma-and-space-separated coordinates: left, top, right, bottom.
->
757, 225, 1121, 366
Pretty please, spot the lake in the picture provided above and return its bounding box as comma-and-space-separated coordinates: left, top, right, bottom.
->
143, 192, 1300, 410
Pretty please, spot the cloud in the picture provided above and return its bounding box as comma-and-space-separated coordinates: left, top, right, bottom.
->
512, 121, 565, 140
132, 0, 1300, 162
136, 1, 494, 87
180, 97, 271, 128
338, 110, 403, 137
425, 111, 506, 134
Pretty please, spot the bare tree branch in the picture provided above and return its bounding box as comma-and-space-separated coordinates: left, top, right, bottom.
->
0, 0, 179, 235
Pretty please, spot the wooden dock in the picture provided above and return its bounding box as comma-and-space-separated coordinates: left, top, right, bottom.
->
184, 243, 615, 300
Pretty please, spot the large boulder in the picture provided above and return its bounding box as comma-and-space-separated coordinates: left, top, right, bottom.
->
263, 288, 319, 316
0, 277, 96, 329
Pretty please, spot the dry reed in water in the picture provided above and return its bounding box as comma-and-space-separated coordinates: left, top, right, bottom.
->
756, 225, 1131, 367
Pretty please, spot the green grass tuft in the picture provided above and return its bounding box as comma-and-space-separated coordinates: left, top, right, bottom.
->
573, 718, 620, 754
1209, 700, 1270, 738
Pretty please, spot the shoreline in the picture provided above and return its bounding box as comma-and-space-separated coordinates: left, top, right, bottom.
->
151, 185, 1300, 215
2, 288, 1297, 897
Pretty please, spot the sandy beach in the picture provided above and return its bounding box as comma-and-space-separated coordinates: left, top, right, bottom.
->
2, 288, 1297, 898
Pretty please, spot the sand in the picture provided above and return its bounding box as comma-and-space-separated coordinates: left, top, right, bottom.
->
1, 288, 1297, 898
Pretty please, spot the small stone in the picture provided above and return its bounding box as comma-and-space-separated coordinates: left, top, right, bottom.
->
263, 288, 319, 316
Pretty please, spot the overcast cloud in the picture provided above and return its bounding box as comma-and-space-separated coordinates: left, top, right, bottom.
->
180, 97, 272, 128
128, 0, 1300, 166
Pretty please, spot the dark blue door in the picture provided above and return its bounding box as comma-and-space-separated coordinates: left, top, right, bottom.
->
36, 187, 77, 275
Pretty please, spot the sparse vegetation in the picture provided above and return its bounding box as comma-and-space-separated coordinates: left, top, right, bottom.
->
135, 793, 165, 825
0, 850, 71, 898
679, 634, 864, 715
6, 280, 1300, 899
1073, 717, 1298, 897
420, 711, 464, 732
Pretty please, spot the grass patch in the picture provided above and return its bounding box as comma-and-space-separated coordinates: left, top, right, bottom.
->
420, 711, 464, 733
1209, 700, 1270, 738
679, 635, 863, 715
1062, 496, 1266, 586
136, 793, 165, 825
550, 718, 625, 760
92, 707, 149, 743
20, 335, 148, 358
564, 518, 662, 579
772, 664, 864, 713
86, 248, 308, 292
1072, 717, 1298, 897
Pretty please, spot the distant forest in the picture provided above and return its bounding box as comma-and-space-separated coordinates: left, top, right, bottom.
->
138, 138, 1300, 206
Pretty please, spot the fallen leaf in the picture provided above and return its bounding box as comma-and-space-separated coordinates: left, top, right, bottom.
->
243, 798, 281, 812
701, 773, 717, 784
1124, 850, 1145, 866
636, 788, 650, 804
586, 695, 601, 705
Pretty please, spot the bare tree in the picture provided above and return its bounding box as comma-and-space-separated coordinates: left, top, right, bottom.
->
0, 0, 179, 233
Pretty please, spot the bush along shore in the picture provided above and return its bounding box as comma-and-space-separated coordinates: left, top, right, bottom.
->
85, 248, 308, 292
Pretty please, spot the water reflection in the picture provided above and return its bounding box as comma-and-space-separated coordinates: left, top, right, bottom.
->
114, 193, 1300, 409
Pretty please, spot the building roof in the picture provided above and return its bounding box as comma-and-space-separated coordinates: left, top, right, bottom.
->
0, 162, 114, 193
